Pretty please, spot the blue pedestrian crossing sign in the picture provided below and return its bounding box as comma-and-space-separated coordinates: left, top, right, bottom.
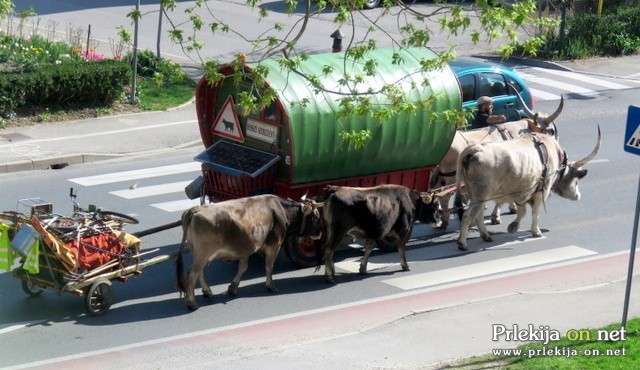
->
625, 105, 640, 156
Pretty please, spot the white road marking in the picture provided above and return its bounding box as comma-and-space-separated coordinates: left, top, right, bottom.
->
151, 198, 201, 212
0, 120, 196, 148
528, 87, 562, 101
110, 181, 192, 199
530, 67, 632, 90
69, 162, 201, 186
518, 72, 597, 95
381, 245, 596, 290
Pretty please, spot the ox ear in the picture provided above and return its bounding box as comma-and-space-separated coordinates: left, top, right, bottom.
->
420, 193, 433, 204
301, 202, 313, 215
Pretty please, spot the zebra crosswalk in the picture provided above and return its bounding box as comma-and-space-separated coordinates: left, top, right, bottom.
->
68, 162, 202, 213
515, 65, 640, 101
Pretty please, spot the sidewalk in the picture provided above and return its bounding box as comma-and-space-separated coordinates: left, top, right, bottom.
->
0, 102, 202, 174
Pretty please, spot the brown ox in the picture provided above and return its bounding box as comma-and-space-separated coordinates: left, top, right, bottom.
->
431, 95, 563, 229
176, 194, 322, 310
456, 127, 601, 250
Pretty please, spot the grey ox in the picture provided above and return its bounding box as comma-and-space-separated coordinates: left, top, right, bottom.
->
455, 126, 601, 250
432, 94, 563, 229
317, 184, 441, 284
176, 194, 322, 310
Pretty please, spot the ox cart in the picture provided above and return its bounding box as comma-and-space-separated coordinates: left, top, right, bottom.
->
0, 190, 181, 316
190, 47, 462, 267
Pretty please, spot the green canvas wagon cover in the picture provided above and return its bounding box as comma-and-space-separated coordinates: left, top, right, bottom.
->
195, 47, 461, 200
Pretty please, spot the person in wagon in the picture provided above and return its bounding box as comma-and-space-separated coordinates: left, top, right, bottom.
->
473, 96, 507, 129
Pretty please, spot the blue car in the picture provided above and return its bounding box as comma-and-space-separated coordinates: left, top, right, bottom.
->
448, 58, 534, 127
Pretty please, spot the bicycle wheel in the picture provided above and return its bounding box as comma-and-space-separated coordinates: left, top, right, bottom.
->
99, 211, 139, 224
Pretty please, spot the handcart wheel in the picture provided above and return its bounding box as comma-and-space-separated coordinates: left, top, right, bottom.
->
21, 279, 45, 297
86, 278, 113, 316
99, 211, 139, 225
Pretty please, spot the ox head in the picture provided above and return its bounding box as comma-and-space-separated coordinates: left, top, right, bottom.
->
415, 192, 442, 227
553, 126, 601, 201
510, 84, 562, 140
299, 195, 323, 240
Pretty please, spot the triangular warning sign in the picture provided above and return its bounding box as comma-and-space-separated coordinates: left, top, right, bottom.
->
626, 123, 640, 149
212, 96, 244, 142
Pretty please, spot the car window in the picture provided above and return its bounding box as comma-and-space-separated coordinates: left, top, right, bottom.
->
458, 74, 476, 103
506, 77, 524, 94
478, 72, 507, 98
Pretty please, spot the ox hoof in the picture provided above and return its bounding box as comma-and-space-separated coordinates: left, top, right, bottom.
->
436, 221, 449, 230
507, 222, 519, 234
359, 266, 367, 275
202, 291, 214, 299
186, 302, 198, 311
481, 235, 493, 242
401, 265, 410, 272
325, 276, 336, 284
491, 216, 501, 225
531, 230, 543, 238
227, 283, 239, 297
267, 285, 278, 293
457, 240, 468, 251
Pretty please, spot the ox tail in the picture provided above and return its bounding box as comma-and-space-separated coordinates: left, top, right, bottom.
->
454, 152, 474, 220
176, 207, 197, 297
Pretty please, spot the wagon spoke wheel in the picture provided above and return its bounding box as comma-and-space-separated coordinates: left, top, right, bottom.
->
99, 211, 139, 225
284, 235, 320, 269
86, 278, 113, 316
21, 279, 45, 297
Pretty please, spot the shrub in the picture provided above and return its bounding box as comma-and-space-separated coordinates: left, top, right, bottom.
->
0, 59, 129, 115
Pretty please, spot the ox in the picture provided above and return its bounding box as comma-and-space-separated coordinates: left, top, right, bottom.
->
317, 184, 441, 284
176, 194, 322, 310
455, 126, 601, 250
432, 94, 563, 229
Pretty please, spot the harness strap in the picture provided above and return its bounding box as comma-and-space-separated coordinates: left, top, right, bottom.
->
532, 134, 548, 193
493, 124, 514, 141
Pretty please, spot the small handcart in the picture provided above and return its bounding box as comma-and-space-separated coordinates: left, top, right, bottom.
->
0, 190, 180, 316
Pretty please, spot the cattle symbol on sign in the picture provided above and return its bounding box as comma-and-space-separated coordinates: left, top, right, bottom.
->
212, 96, 244, 142
625, 105, 640, 156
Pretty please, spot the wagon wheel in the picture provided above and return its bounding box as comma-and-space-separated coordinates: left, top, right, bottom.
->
283, 235, 321, 269
21, 279, 45, 297
99, 211, 139, 225
86, 278, 113, 316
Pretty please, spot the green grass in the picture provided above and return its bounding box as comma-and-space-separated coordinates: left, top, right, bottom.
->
444, 317, 639, 369
137, 76, 196, 111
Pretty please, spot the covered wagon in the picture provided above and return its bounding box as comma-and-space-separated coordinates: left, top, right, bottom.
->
193, 47, 461, 266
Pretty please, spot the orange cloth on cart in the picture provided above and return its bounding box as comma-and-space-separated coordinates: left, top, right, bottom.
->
29, 216, 78, 272
67, 232, 126, 270
0, 223, 14, 272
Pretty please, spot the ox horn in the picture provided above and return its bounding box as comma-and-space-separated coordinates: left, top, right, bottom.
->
509, 83, 536, 119
572, 126, 602, 168
541, 95, 564, 125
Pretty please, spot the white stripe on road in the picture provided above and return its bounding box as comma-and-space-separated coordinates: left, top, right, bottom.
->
151, 198, 201, 212
69, 162, 201, 186
530, 67, 632, 90
518, 72, 597, 95
0, 120, 196, 148
381, 246, 596, 291
110, 181, 193, 199
528, 87, 562, 101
